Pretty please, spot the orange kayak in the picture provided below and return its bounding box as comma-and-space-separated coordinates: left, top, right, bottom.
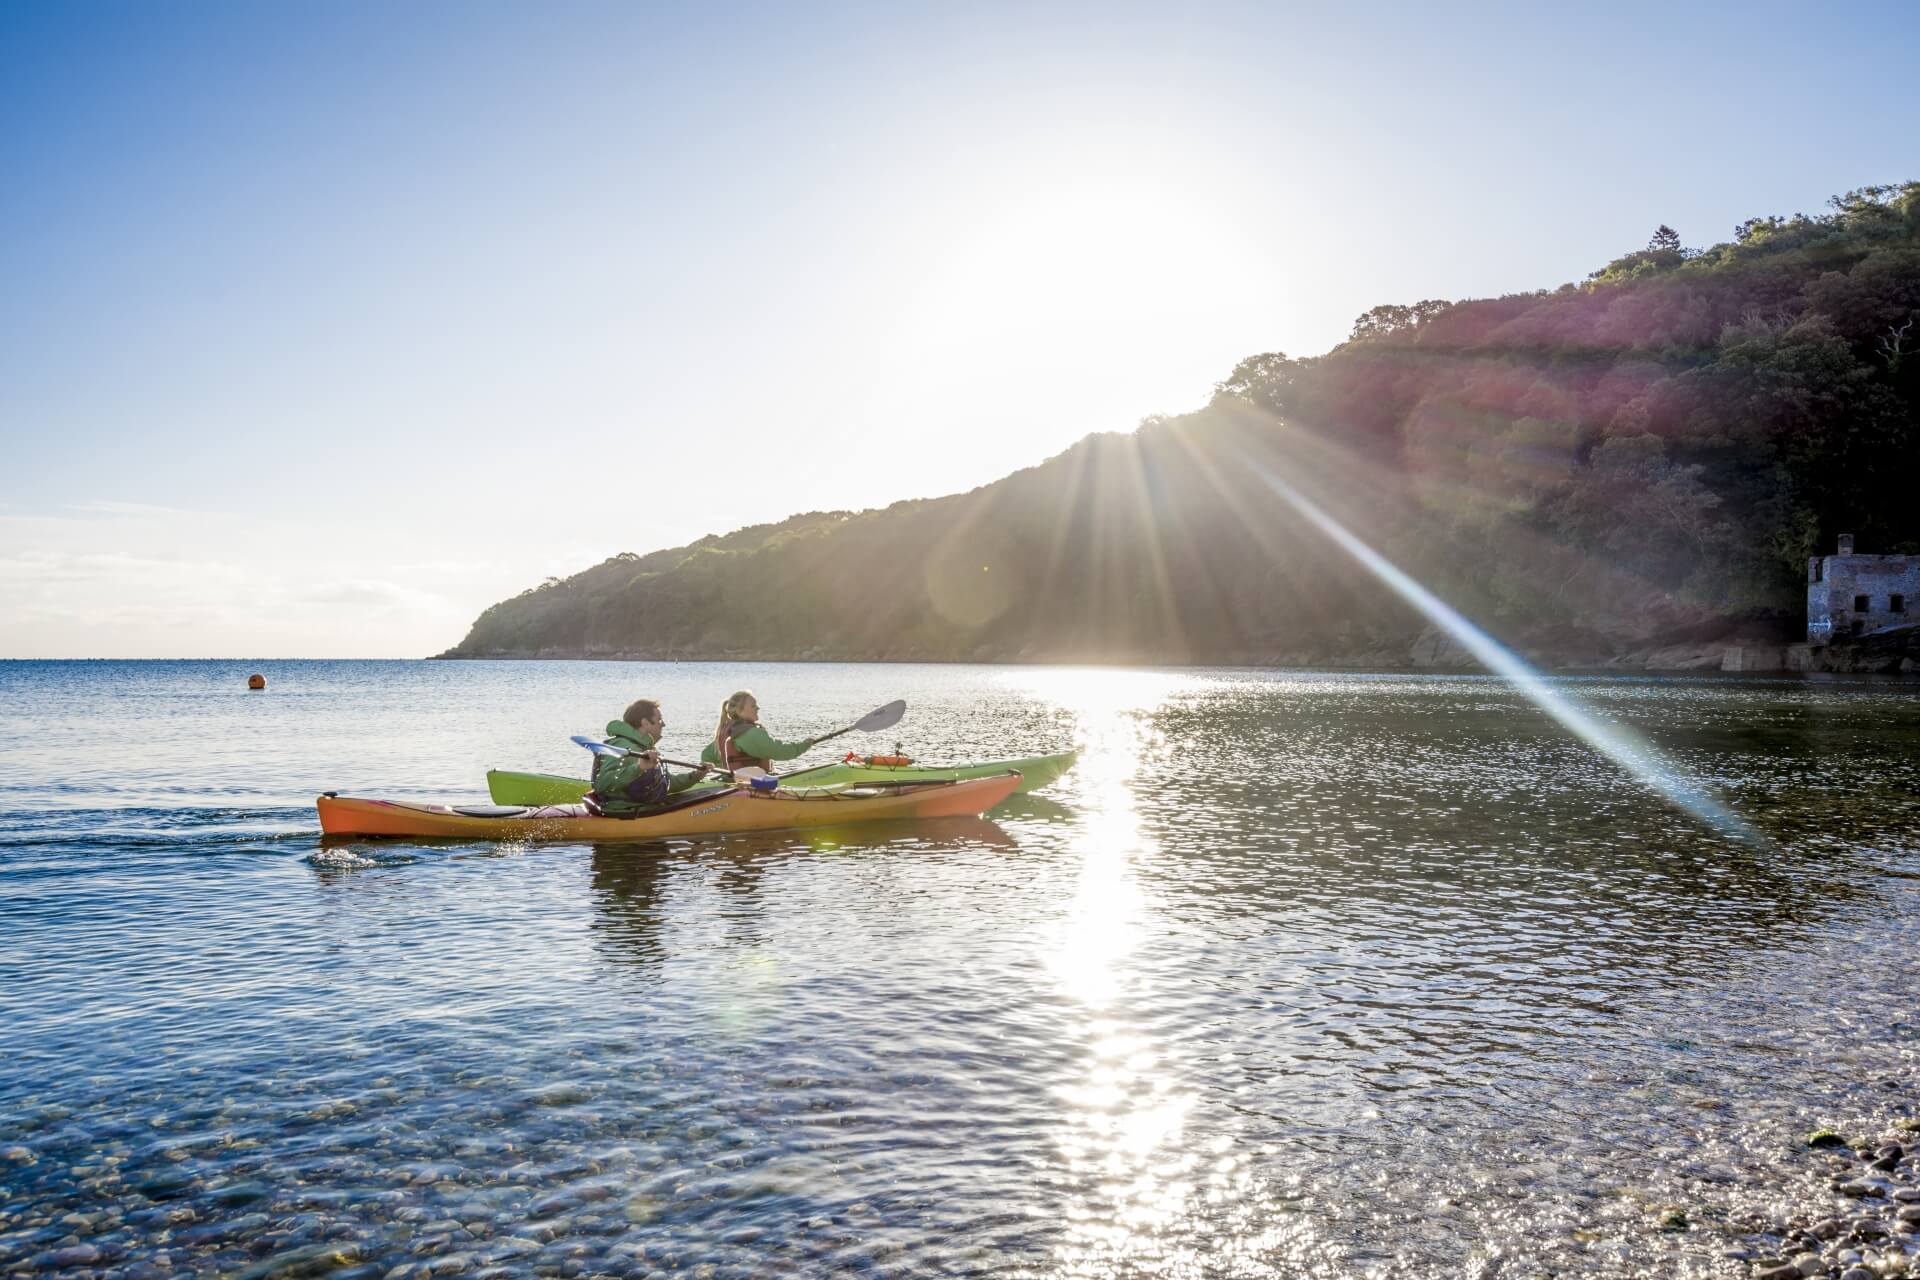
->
316, 772, 1022, 841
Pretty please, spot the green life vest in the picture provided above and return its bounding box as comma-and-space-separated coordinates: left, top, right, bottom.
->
589, 720, 670, 815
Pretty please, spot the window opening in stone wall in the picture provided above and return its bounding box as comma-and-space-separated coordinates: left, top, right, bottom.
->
1810, 560, 1824, 583
1895, 594, 1907, 614
1854, 594, 1870, 612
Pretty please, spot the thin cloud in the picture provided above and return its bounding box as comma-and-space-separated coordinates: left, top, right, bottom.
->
0, 502, 228, 530
67, 500, 228, 519
307, 579, 453, 611
0, 550, 251, 587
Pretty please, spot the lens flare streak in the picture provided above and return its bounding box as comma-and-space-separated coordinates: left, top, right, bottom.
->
1251, 464, 1763, 846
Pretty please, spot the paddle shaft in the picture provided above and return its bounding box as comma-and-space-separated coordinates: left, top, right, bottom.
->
805, 700, 906, 749
659, 755, 767, 781
576, 698, 904, 771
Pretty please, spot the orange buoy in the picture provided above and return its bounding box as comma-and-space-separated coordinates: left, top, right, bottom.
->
247, 674, 266, 690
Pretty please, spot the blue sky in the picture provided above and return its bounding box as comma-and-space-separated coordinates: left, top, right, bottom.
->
3, 0, 1916, 656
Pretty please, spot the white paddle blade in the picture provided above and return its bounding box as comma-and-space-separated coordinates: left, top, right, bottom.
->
571, 734, 627, 757
854, 699, 907, 734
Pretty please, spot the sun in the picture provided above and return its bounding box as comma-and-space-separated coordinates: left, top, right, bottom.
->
903, 176, 1253, 368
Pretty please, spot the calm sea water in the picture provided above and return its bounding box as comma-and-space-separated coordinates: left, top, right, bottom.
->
3, 659, 1918, 1279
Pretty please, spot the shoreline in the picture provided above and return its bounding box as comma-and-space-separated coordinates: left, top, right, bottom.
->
431, 621, 1920, 675
427, 648, 1920, 676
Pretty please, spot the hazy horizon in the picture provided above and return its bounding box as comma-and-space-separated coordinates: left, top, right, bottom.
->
5, 0, 1917, 658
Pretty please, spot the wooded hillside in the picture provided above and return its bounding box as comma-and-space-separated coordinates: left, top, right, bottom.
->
441, 183, 1920, 666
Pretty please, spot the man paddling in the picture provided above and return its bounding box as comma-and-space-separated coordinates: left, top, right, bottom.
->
586, 699, 710, 816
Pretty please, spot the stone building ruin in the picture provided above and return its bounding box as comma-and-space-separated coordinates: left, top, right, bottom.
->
1807, 533, 1920, 645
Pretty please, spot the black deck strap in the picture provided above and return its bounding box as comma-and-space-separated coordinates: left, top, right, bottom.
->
650, 787, 735, 815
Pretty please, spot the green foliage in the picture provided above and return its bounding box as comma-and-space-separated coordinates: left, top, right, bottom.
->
1212, 352, 1303, 414
1548, 435, 1742, 603
1589, 225, 1690, 283
1349, 299, 1453, 342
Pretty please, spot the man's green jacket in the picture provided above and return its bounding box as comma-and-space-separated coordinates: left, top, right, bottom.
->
591, 720, 706, 815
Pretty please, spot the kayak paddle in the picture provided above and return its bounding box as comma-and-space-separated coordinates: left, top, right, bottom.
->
808, 699, 907, 748
569, 698, 904, 772
569, 735, 760, 778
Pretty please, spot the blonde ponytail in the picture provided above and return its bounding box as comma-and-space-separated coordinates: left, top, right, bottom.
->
715, 690, 755, 754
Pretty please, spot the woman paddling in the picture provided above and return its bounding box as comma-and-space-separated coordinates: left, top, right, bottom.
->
701, 690, 819, 774
587, 698, 711, 816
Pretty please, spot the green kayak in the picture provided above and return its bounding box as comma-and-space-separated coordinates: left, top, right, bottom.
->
486, 750, 1077, 807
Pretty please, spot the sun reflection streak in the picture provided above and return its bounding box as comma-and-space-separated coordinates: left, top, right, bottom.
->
1028, 672, 1202, 1272
1004, 668, 1343, 1274
1041, 674, 1162, 1008
1244, 459, 1765, 848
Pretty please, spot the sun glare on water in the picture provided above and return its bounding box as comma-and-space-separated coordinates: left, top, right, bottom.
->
997, 667, 1314, 1273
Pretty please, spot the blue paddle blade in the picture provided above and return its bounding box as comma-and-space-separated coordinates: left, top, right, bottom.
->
570, 734, 627, 757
